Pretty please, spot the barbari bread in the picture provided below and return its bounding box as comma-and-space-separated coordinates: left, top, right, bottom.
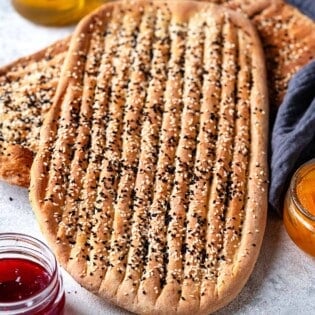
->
0, 38, 69, 186
234, 0, 315, 108
1, 0, 314, 187
30, 1, 268, 314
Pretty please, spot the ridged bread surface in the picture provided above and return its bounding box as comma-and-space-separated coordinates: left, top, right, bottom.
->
31, 1, 269, 314
2, 0, 314, 187
0, 38, 69, 186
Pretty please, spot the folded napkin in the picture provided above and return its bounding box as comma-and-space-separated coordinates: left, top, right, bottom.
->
270, 60, 315, 213
270, 1, 315, 214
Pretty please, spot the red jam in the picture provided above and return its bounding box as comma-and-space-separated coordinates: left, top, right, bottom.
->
0, 258, 50, 302
0, 233, 65, 315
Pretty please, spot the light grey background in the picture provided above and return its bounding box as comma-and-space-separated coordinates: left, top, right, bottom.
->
0, 1, 314, 314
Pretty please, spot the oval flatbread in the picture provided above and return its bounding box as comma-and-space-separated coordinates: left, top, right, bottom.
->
30, 1, 268, 314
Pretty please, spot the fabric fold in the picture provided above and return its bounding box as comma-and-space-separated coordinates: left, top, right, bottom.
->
287, 0, 315, 20
270, 59, 315, 213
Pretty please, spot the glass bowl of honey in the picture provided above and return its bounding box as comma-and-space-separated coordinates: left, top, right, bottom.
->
11, 0, 106, 26
283, 158, 315, 256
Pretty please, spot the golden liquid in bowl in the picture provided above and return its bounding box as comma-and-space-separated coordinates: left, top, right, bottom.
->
12, 0, 106, 26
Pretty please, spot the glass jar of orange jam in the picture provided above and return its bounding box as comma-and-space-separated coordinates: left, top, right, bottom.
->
11, 0, 106, 26
283, 159, 315, 256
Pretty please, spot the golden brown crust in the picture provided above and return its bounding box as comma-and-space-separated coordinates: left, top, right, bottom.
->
30, 1, 268, 314
0, 37, 69, 76
251, 0, 315, 107
0, 37, 69, 187
0, 143, 33, 187
218, 0, 271, 16
225, 0, 315, 107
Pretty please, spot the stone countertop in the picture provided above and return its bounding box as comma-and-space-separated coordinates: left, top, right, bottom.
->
0, 1, 314, 314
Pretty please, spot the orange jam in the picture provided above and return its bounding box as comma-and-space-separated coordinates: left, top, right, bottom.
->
283, 159, 315, 256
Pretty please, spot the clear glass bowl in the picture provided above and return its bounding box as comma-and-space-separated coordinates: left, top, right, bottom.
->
11, 0, 106, 26
0, 233, 65, 315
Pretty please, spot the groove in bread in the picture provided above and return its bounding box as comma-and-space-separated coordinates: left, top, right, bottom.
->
117, 6, 171, 306
101, 6, 154, 298
137, 18, 187, 312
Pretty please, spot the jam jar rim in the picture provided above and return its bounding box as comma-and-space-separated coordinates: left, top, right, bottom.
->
290, 158, 315, 221
0, 232, 60, 311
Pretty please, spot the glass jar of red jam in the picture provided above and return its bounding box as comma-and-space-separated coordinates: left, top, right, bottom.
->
283, 159, 315, 256
0, 233, 65, 314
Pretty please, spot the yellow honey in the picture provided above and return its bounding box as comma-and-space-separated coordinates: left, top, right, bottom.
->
12, 0, 106, 26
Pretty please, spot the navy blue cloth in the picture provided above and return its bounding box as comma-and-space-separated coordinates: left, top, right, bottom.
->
270, 61, 315, 213
286, 0, 315, 20
269, 0, 315, 214
269, 1, 315, 214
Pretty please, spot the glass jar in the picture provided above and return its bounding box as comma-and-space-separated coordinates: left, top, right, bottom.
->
283, 159, 315, 256
11, 0, 106, 26
0, 233, 65, 315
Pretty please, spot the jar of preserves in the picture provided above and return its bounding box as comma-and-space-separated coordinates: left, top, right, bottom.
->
283, 159, 315, 256
0, 233, 65, 315
11, 0, 105, 26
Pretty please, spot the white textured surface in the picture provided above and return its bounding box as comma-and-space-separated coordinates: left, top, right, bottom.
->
0, 1, 315, 314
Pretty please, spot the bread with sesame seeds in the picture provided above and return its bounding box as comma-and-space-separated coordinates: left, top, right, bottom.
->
1, 0, 314, 188
30, 1, 268, 314
0, 37, 69, 186
218, 0, 315, 109
249, 0, 315, 109
226, 0, 315, 110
